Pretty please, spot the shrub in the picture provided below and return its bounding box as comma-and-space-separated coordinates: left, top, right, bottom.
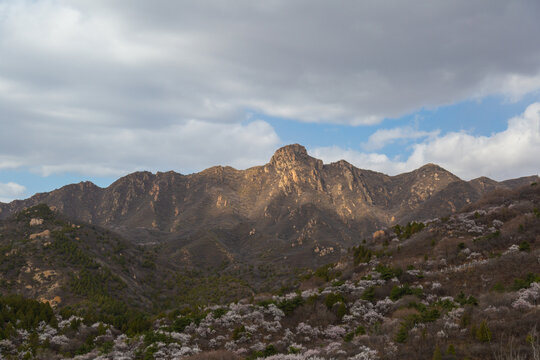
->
212, 308, 228, 319
361, 286, 376, 302
263, 345, 277, 357
475, 320, 492, 342
404, 302, 441, 325
277, 296, 304, 315
512, 273, 540, 290
390, 284, 422, 301
395, 324, 408, 343
232, 325, 246, 340
432, 345, 442, 360
353, 245, 372, 265
248, 345, 278, 359
394, 221, 425, 239
519, 241, 531, 252
456, 292, 478, 306
375, 264, 402, 280
355, 325, 366, 335
288, 345, 301, 354
325, 293, 345, 309
16, 204, 54, 221
336, 302, 347, 321
314, 263, 335, 282
0, 294, 56, 335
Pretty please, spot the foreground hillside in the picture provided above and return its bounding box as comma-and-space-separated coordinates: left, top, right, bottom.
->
0, 204, 300, 317
0, 181, 539, 359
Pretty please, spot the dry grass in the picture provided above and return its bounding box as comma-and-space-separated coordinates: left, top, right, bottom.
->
390, 307, 420, 319
185, 350, 242, 360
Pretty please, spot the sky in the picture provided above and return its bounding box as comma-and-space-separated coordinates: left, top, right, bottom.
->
1, 0, 540, 202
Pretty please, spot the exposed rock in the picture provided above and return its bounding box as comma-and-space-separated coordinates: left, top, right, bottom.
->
29, 218, 43, 226
29, 229, 50, 240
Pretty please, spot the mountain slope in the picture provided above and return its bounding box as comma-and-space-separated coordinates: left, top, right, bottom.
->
0, 144, 538, 268
1, 178, 539, 359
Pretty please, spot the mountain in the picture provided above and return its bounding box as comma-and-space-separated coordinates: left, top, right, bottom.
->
1, 162, 539, 360
0, 144, 537, 270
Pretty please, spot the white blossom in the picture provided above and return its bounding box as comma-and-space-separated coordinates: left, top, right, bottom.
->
512, 282, 540, 310
348, 345, 379, 360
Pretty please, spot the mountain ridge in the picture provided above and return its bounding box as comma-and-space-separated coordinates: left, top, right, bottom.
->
0, 144, 538, 268
0, 167, 539, 360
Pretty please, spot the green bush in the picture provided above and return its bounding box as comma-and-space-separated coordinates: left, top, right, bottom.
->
248, 344, 277, 359
361, 286, 375, 302
336, 302, 347, 320
212, 307, 228, 318
314, 263, 334, 281
376, 264, 402, 280
263, 345, 277, 356
404, 302, 441, 325
432, 345, 442, 360
277, 296, 304, 315
232, 325, 246, 340
353, 245, 372, 264
395, 324, 408, 343
390, 284, 422, 301
455, 292, 478, 306
475, 320, 492, 342
393, 221, 425, 240
325, 292, 345, 309
512, 273, 540, 290
0, 294, 56, 339
355, 325, 366, 335
519, 241, 531, 252
16, 204, 54, 222
288, 345, 301, 354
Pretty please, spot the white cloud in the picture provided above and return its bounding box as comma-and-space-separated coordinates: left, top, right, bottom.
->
0, 119, 280, 177
0, 182, 26, 203
311, 146, 407, 175
361, 127, 440, 151
313, 102, 540, 180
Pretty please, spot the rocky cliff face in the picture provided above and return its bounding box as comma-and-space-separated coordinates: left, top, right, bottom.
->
0, 144, 538, 267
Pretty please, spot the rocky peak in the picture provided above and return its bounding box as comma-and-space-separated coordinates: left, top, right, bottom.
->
414, 163, 460, 180
269, 144, 322, 171
112, 171, 154, 185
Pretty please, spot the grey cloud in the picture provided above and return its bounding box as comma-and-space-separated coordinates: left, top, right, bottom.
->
3, 0, 540, 124
1, 0, 540, 176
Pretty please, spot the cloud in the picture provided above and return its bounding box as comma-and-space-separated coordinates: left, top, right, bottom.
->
0, 182, 26, 203
1, 0, 540, 127
1, 1, 540, 178
0, 118, 280, 177
361, 127, 440, 151
312, 102, 540, 181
